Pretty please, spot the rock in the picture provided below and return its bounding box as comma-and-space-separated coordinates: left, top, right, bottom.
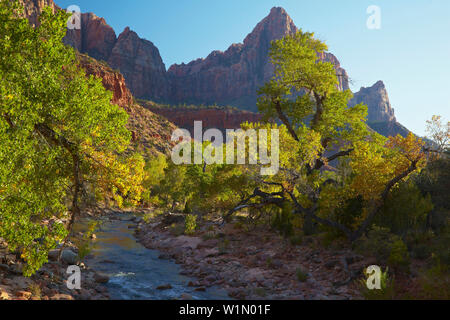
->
64, 13, 117, 62
156, 284, 172, 290
5, 254, 16, 264
50, 294, 74, 300
244, 268, 265, 282
179, 293, 193, 300
146, 106, 263, 136
200, 248, 219, 259
349, 81, 410, 137
0, 264, 10, 273
325, 260, 339, 269
174, 236, 202, 250
0, 289, 10, 300
60, 249, 79, 265
350, 81, 395, 123
19, 0, 58, 27
94, 273, 110, 284
158, 253, 172, 260
108, 27, 169, 101
16, 291, 32, 300
197, 239, 220, 249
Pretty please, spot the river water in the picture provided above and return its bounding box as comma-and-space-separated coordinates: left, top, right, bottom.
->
73, 214, 230, 300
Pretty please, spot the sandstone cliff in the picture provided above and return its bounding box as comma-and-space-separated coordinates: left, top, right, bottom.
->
350, 81, 409, 137
107, 27, 169, 102
350, 80, 396, 123
167, 7, 349, 111
77, 54, 175, 155
19, 0, 58, 26
19, 0, 411, 139
143, 103, 263, 135
64, 13, 117, 62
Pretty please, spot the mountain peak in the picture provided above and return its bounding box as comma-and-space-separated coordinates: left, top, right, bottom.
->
351, 81, 396, 123
243, 7, 297, 47
268, 6, 289, 17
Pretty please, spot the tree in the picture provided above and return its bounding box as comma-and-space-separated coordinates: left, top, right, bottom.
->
426, 115, 450, 154
227, 30, 427, 241
0, 1, 142, 275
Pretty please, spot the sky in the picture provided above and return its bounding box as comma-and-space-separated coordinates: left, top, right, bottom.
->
55, 0, 450, 136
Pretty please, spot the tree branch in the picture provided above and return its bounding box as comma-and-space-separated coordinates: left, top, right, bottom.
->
273, 99, 299, 141
350, 160, 420, 241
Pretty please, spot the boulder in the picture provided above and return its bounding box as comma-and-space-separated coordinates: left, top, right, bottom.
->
93, 272, 110, 284
50, 294, 75, 300
156, 284, 172, 290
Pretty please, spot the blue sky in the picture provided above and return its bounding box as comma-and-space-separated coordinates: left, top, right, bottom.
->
55, 0, 450, 136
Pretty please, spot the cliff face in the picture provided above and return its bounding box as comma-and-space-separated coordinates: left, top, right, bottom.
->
77, 54, 175, 155
19, 0, 58, 26
64, 13, 117, 62
107, 27, 169, 102
144, 104, 263, 135
350, 80, 396, 123
19, 0, 411, 139
351, 81, 409, 137
167, 7, 349, 111
77, 54, 133, 109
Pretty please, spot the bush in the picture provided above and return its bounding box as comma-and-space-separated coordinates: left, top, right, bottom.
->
184, 214, 197, 235
417, 263, 450, 299
387, 240, 410, 272
359, 267, 395, 300
169, 223, 185, 236
355, 226, 410, 271
376, 181, 433, 236
335, 195, 365, 231
289, 234, 303, 246
296, 267, 309, 282
272, 203, 294, 238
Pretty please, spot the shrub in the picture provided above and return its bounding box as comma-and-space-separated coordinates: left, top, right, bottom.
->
289, 234, 303, 246
75, 221, 99, 260
169, 223, 185, 236
417, 263, 450, 300
387, 239, 410, 272
359, 267, 395, 300
296, 267, 309, 282
184, 214, 197, 235
272, 203, 294, 238
355, 226, 410, 271
376, 181, 433, 236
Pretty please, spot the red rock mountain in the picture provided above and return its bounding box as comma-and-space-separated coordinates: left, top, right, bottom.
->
63, 16, 169, 102
167, 7, 349, 111
142, 103, 264, 135
77, 53, 176, 155
351, 81, 409, 137
19, 0, 58, 26
350, 80, 396, 123
20, 0, 410, 138
60, 5, 348, 110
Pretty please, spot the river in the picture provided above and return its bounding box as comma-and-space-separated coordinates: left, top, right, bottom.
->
73, 214, 230, 300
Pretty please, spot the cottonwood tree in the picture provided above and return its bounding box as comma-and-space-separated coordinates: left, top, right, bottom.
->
227, 30, 427, 241
0, 2, 144, 275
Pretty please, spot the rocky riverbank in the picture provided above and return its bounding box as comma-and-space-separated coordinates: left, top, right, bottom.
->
0, 236, 110, 300
135, 214, 372, 300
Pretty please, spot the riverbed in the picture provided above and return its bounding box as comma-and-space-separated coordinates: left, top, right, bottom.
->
74, 214, 230, 300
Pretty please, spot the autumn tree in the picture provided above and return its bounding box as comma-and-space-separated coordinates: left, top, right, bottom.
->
0, 1, 143, 275
227, 30, 427, 241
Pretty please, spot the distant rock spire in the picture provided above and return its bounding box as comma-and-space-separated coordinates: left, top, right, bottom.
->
350, 81, 397, 123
